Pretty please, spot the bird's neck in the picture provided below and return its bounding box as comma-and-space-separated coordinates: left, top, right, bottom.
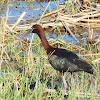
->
38, 32, 53, 54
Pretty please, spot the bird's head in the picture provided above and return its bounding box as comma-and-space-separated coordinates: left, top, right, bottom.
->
17, 24, 44, 45
31, 24, 44, 36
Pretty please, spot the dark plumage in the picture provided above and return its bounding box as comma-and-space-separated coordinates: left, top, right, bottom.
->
48, 48, 93, 74
18, 24, 93, 74
31, 25, 93, 74
17, 24, 94, 93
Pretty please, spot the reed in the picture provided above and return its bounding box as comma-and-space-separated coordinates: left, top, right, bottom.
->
0, 0, 100, 100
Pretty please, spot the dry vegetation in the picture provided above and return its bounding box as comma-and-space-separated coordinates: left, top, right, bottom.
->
0, 0, 100, 100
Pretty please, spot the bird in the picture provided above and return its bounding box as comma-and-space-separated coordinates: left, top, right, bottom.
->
17, 24, 94, 94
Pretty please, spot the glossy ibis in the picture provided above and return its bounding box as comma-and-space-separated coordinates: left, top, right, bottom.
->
17, 24, 94, 93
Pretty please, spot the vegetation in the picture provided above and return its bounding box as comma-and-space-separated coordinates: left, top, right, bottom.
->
0, 0, 100, 100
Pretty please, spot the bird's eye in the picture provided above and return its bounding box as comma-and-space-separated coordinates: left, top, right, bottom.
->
31, 27, 35, 31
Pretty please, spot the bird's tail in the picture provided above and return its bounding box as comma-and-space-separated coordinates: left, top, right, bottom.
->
86, 68, 94, 74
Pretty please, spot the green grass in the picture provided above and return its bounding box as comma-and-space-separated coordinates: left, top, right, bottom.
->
0, 26, 99, 99
0, 0, 100, 100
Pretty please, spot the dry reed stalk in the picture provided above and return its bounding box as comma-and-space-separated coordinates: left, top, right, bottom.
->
5, 24, 12, 32
80, 19, 100, 23
57, 17, 85, 26
10, 12, 26, 31
91, 25, 100, 28
1, 0, 12, 32
0, 15, 27, 19
59, 10, 99, 18
36, 6, 65, 20
92, 58, 100, 63
67, 43, 85, 51
14, 22, 59, 31
6, 18, 34, 22
44, 88, 57, 93
48, 39, 85, 51
10, 21, 75, 31
72, 12, 100, 22
58, 11, 100, 23
74, 92, 100, 98
61, 21, 79, 43
12, 23, 36, 30
84, 53, 100, 56
37, 1, 51, 23
75, 10, 99, 17
57, 17, 100, 28
1, 17, 5, 34
58, 16, 75, 21
84, 4, 100, 11
42, 22, 63, 27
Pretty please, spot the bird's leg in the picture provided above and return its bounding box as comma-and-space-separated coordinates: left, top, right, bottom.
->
61, 73, 67, 95
70, 73, 75, 91
62, 75, 67, 94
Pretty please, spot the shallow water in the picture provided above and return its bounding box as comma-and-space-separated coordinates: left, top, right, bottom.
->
0, 0, 100, 44
0, 0, 77, 43
1, 0, 64, 23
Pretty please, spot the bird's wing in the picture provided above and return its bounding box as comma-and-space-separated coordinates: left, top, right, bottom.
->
72, 58, 93, 70
49, 48, 93, 73
54, 49, 93, 73
55, 49, 79, 59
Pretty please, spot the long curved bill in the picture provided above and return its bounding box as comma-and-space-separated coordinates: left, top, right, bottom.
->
17, 28, 33, 45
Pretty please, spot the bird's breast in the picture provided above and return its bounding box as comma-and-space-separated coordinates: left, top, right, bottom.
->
48, 55, 69, 72
48, 55, 82, 72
